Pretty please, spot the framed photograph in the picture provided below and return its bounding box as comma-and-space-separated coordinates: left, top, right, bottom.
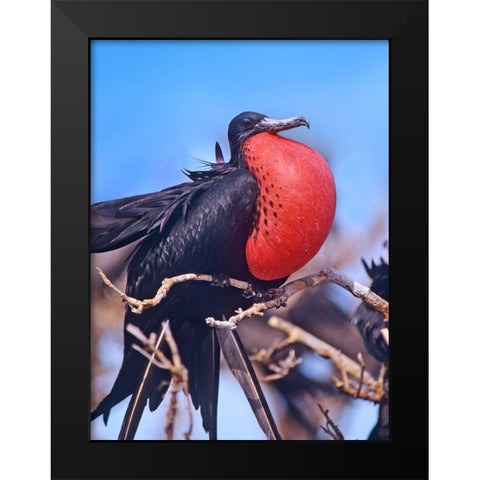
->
52, 0, 427, 478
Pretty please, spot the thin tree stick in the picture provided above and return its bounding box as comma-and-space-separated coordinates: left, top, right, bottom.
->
250, 348, 303, 382
97, 268, 251, 314
209, 266, 388, 328
318, 402, 344, 440
267, 316, 377, 387
126, 322, 194, 440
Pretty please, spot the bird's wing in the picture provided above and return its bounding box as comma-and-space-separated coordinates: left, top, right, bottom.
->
91, 178, 221, 253
91, 162, 239, 253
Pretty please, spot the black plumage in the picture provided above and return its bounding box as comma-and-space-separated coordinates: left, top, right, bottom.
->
351, 255, 389, 441
351, 257, 389, 364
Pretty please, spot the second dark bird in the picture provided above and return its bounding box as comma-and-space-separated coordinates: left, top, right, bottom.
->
351, 255, 389, 440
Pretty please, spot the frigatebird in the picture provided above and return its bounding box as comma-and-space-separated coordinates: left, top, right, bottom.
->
90, 112, 336, 439
351, 256, 389, 440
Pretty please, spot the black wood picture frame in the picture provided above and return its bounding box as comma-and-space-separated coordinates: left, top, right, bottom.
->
52, 1, 428, 478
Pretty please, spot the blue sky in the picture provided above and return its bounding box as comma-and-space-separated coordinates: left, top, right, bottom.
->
90, 39, 388, 440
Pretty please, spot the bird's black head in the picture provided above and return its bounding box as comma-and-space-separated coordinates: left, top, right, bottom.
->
228, 112, 268, 148
227, 111, 310, 163
362, 257, 389, 301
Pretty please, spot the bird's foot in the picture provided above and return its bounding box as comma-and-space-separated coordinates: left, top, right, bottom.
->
209, 273, 231, 288
242, 285, 279, 302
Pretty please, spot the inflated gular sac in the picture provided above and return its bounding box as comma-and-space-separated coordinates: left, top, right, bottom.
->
243, 133, 336, 280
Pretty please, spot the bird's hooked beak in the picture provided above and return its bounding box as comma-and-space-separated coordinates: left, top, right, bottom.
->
254, 115, 310, 134
227, 112, 311, 162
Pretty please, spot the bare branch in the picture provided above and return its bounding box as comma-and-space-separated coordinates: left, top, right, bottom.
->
206, 267, 389, 329
249, 336, 293, 365
98, 267, 388, 404
318, 402, 344, 440
268, 316, 387, 403
126, 322, 193, 440
268, 316, 375, 386
96, 266, 389, 323
97, 268, 250, 314
250, 348, 303, 382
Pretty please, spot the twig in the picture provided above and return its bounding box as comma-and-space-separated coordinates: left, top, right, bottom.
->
126, 322, 193, 440
250, 348, 303, 382
281, 267, 389, 320
207, 267, 388, 329
97, 268, 250, 314
250, 337, 292, 364
318, 402, 344, 440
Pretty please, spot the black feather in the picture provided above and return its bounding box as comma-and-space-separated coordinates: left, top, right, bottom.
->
352, 257, 389, 364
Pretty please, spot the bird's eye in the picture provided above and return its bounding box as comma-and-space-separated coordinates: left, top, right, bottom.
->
241, 119, 251, 128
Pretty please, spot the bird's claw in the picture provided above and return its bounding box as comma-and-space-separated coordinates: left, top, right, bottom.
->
210, 273, 231, 288
242, 286, 278, 302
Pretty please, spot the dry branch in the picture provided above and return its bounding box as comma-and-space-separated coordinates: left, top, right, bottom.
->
96, 266, 388, 323
268, 316, 375, 385
355, 353, 366, 399
250, 347, 303, 382
318, 402, 344, 440
97, 268, 252, 314
208, 266, 388, 328
126, 322, 193, 439
267, 316, 387, 403
97, 266, 389, 403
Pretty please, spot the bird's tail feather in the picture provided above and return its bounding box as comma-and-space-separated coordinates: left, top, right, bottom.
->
90, 325, 171, 434
90, 359, 138, 425
171, 321, 220, 440
216, 328, 282, 440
